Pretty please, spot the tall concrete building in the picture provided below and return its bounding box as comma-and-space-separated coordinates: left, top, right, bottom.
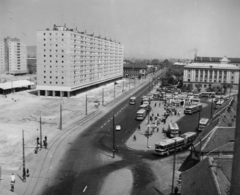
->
37, 24, 124, 97
1, 37, 28, 75
0, 42, 5, 74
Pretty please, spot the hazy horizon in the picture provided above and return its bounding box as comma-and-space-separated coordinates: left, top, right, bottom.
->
1, 0, 240, 59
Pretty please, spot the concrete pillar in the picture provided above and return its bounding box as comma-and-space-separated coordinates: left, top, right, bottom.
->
45, 90, 48, 97
60, 91, 63, 98
38, 90, 40, 96
67, 91, 70, 98
53, 91, 55, 97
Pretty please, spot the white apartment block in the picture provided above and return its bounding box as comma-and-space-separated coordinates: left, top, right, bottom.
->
183, 57, 240, 90
0, 37, 27, 75
0, 42, 5, 74
37, 24, 124, 97
8, 41, 27, 74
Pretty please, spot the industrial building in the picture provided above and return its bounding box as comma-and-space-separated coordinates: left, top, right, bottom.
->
37, 24, 124, 97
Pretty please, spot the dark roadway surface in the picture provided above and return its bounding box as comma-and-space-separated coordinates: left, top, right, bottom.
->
41, 85, 213, 195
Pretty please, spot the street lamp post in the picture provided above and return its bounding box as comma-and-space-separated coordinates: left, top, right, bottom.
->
112, 115, 115, 158
102, 88, 104, 106
171, 140, 177, 195
86, 92, 88, 115
40, 116, 43, 148
129, 79, 130, 90
197, 110, 201, 135
114, 83, 115, 99
210, 97, 213, 119
22, 130, 26, 182
60, 100, 62, 130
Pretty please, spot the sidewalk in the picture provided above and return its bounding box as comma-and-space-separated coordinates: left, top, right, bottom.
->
126, 100, 186, 151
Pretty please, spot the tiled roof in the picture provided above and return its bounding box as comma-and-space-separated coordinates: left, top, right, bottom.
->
201, 127, 235, 153
123, 63, 148, 69
215, 158, 232, 181
181, 157, 229, 195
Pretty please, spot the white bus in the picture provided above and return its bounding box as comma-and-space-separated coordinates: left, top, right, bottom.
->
168, 122, 180, 138
179, 132, 197, 148
200, 92, 215, 98
136, 109, 147, 120
199, 118, 209, 131
129, 96, 137, 105
140, 103, 150, 112
215, 99, 225, 109
184, 104, 202, 115
155, 132, 197, 156
191, 98, 201, 105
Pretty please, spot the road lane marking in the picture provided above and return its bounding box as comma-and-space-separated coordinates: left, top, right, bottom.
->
83, 186, 87, 192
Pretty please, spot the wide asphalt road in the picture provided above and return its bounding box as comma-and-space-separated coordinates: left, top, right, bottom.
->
41, 85, 213, 194
41, 81, 158, 195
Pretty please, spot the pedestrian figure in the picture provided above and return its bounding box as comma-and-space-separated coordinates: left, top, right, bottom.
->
174, 186, 179, 195
11, 173, 15, 183
26, 169, 30, 177
138, 125, 141, 130
157, 127, 159, 132
155, 103, 157, 107
133, 135, 136, 141
159, 102, 161, 107
115, 146, 119, 153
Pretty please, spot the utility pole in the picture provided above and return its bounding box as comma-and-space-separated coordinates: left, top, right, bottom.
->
171, 139, 177, 195
60, 100, 62, 130
123, 80, 124, 92
112, 115, 115, 158
129, 79, 130, 90
102, 88, 104, 106
85, 92, 88, 115
40, 116, 42, 148
210, 97, 213, 119
22, 130, 26, 182
197, 110, 201, 135
114, 82, 115, 99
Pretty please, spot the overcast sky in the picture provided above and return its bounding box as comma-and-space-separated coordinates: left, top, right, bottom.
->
1, 0, 240, 59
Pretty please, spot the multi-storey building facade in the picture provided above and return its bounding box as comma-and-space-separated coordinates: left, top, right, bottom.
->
37, 25, 124, 97
0, 42, 5, 74
123, 63, 147, 79
1, 37, 28, 75
183, 56, 240, 90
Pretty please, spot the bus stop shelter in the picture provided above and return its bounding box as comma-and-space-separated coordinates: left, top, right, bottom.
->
0, 80, 35, 95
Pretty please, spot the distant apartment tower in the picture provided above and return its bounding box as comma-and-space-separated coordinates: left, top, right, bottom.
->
0, 42, 5, 74
37, 24, 124, 97
0, 37, 28, 75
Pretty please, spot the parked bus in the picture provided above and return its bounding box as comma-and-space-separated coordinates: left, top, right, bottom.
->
140, 103, 150, 112
199, 118, 209, 131
215, 99, 225, 109
168, 122, 180, 138
200, 92, 216, 98
153, 92, 160, 100
184, 104, 202, 114
129, 96, 137, 105
179, 132, 197, 147
191, 98, 201, 105
155, 132, 197, 156
136, 109, 147, 120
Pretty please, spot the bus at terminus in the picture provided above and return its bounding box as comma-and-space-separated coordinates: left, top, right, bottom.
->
129, 96, 137, 105
199, 118, 209, 132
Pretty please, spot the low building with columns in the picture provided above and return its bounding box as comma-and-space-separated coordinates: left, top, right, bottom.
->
183, 56, 240, 90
